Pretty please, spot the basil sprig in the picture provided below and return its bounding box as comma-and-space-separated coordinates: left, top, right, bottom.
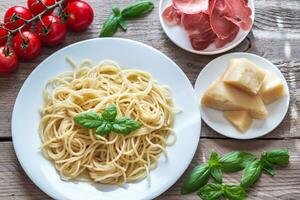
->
99, 1, 154, 37
74, 104, 141, 136
240, 149, 289, 188
198, 183, 247, 200
100, 6, 122, 37
181, 150, 256, 194
182, 149, 289, 200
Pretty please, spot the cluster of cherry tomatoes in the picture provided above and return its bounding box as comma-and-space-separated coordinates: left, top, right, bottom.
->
0, 0, 94, 75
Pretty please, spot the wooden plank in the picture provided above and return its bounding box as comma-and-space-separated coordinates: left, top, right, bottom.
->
0, 0, 299, 138
0, 139, 299, 199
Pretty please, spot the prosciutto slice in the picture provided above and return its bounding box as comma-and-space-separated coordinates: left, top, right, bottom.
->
224, 0, 252, 30
209, 0, 239, 39
182, 13, 216, 50
172, 0, 209, 14
162, 5, 182, 26
214, 27, 239, 48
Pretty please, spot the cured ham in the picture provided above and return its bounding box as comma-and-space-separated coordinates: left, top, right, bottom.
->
173, 0, 209, 14
162, 0, 253, 50
182, 13, 216, 50
162, 5, 182, 26
209, 0, 239, 39
223, 0, 252, 30
214, 27, 239, 48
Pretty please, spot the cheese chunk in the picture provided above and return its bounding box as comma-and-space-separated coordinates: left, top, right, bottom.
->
223, 58, 266, 95
201, 77, 268, 119
258, 73, 286, 104
224, 111, 252, 132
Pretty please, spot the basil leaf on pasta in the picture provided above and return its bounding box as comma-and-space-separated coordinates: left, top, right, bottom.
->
96, 121, 112, 136
112, 117, 141, 135
74, 112, 104, 128
102, 104, 117, 122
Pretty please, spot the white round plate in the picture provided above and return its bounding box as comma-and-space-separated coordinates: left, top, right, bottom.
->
194, 52, 290, 139
12, 38, 201, 200
159, 0, 255, 55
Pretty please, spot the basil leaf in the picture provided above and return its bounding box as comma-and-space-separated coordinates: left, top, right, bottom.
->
96, 121, 112, 136
240, 160, 263, 188
118, 17, 128, 31
181, 164, 211, 194
100, 14, 121, 37
261, 149, 289, 165
197, 183, 223, 200
112, 117, 141, 135
211, 167, 222, 183
219, 151, 243, 172
102, 104, 117, 121
239, 152, 257, 168
219, 151, 256, 173
262, 160, 275, 176
74, 112, 104, 128
209, 150, 219, 167
121, 0, 154, 18
223, 185, 247, 200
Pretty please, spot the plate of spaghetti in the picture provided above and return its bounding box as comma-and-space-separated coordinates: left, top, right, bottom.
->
12, 38, 201, 200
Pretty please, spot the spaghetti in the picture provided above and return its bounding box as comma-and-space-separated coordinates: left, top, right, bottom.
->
39, 59, 175, 184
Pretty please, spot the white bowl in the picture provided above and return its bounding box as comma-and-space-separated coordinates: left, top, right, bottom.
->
159, 0, 255, 55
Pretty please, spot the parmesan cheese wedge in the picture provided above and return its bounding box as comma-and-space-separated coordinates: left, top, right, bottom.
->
224, 111, 252, 132
258, 73, 286, 104
201, 76, 268, 119
223, 58, 266, 95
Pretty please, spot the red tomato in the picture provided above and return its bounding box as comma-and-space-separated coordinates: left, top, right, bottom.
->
12, 31, 41, 60
36, 15, 67, 46
4, 6, 32, 30
0, 26, 8, 46
27, 0, 56, 16
0, 46, 18, 74
65, 1, 94, 32
62, 0, 77, 7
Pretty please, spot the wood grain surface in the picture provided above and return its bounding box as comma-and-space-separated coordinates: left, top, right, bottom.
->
0, 0, 299, 199
0, 140, 299, 200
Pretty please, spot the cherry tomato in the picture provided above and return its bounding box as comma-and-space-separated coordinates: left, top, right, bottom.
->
0, 46, 18, 74
62, 0, 77, 7
4, 6, 32, 31
36, 15, 67, 46
0, 25, 8, 46
27, 0, 56, 16
65, 1, 94, 32
12, 31, 41, 60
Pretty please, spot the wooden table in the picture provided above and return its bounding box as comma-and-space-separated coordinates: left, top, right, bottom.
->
0, 0, 299, 199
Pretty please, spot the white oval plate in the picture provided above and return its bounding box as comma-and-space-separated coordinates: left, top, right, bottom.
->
12, 38, 201, 200
194, 52, 289, 139
159, 0, 255, 55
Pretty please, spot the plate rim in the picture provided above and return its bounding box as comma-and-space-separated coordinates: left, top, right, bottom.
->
194, 52, 290, 139
158, 0, 255, 55
11, 38, 202, 200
